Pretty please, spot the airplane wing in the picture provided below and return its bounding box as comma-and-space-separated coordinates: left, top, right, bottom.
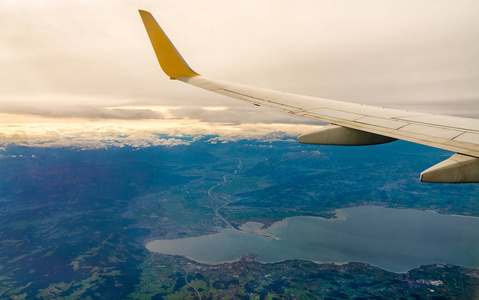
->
139, 10, 479, 183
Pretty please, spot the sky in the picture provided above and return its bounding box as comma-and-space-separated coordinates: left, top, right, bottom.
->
1, 0, 478, 147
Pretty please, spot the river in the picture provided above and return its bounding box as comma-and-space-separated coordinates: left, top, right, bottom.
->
146, 206, 479, 272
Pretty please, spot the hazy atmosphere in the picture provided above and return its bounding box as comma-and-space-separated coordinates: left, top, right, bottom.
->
1, 0, 479, 145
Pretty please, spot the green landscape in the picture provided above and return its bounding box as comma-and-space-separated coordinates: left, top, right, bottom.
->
0, 136, 478, 299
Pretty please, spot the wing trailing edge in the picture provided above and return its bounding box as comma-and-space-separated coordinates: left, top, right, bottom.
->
138, 10, 479, 183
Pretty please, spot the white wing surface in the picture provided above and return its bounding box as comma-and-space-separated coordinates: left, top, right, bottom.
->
139, 10, 479, 183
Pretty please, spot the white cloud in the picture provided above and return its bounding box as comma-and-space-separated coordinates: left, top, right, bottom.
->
0, 122, 318, 149
206, 132, 297, 144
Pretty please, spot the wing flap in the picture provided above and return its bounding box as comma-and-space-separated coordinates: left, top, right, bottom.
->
355, 117, 409, 130
420, 153, 479, 183
399, 124, 463, 140
453, 132, 479, 144
398, 114, 479, 131
306, 109, 363, 121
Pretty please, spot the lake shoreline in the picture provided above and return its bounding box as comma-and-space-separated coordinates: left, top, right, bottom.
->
146, 206, 479, 273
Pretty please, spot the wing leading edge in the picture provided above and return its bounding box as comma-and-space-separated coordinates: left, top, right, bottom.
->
139, 10, 479, 183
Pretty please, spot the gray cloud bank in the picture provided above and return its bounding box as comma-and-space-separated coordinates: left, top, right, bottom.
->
0, 102, 321, 124
1, 105, 165, 120
169, 106, 320, 125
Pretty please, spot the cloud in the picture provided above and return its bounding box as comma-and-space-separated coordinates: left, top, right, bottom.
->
391, 98, 479, 118
0, 122, 319, 149
206, 131, 297, 144
0, 104, 165, 120
169, 106, 320, 125
0, 124, 189, 149
0, 98, 323, 124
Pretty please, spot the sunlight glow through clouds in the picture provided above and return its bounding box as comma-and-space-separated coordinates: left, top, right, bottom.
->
0, 120, 317, 149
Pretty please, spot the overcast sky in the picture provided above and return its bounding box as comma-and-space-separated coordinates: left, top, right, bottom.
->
1, 0, 478, 144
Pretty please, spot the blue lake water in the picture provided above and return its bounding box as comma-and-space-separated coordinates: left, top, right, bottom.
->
146, 206, 479, 272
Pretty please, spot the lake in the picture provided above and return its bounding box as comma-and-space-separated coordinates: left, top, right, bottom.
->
146, 206, 479, 272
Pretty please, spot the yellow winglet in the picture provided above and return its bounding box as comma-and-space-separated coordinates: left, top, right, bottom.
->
139, 10, 199, 79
